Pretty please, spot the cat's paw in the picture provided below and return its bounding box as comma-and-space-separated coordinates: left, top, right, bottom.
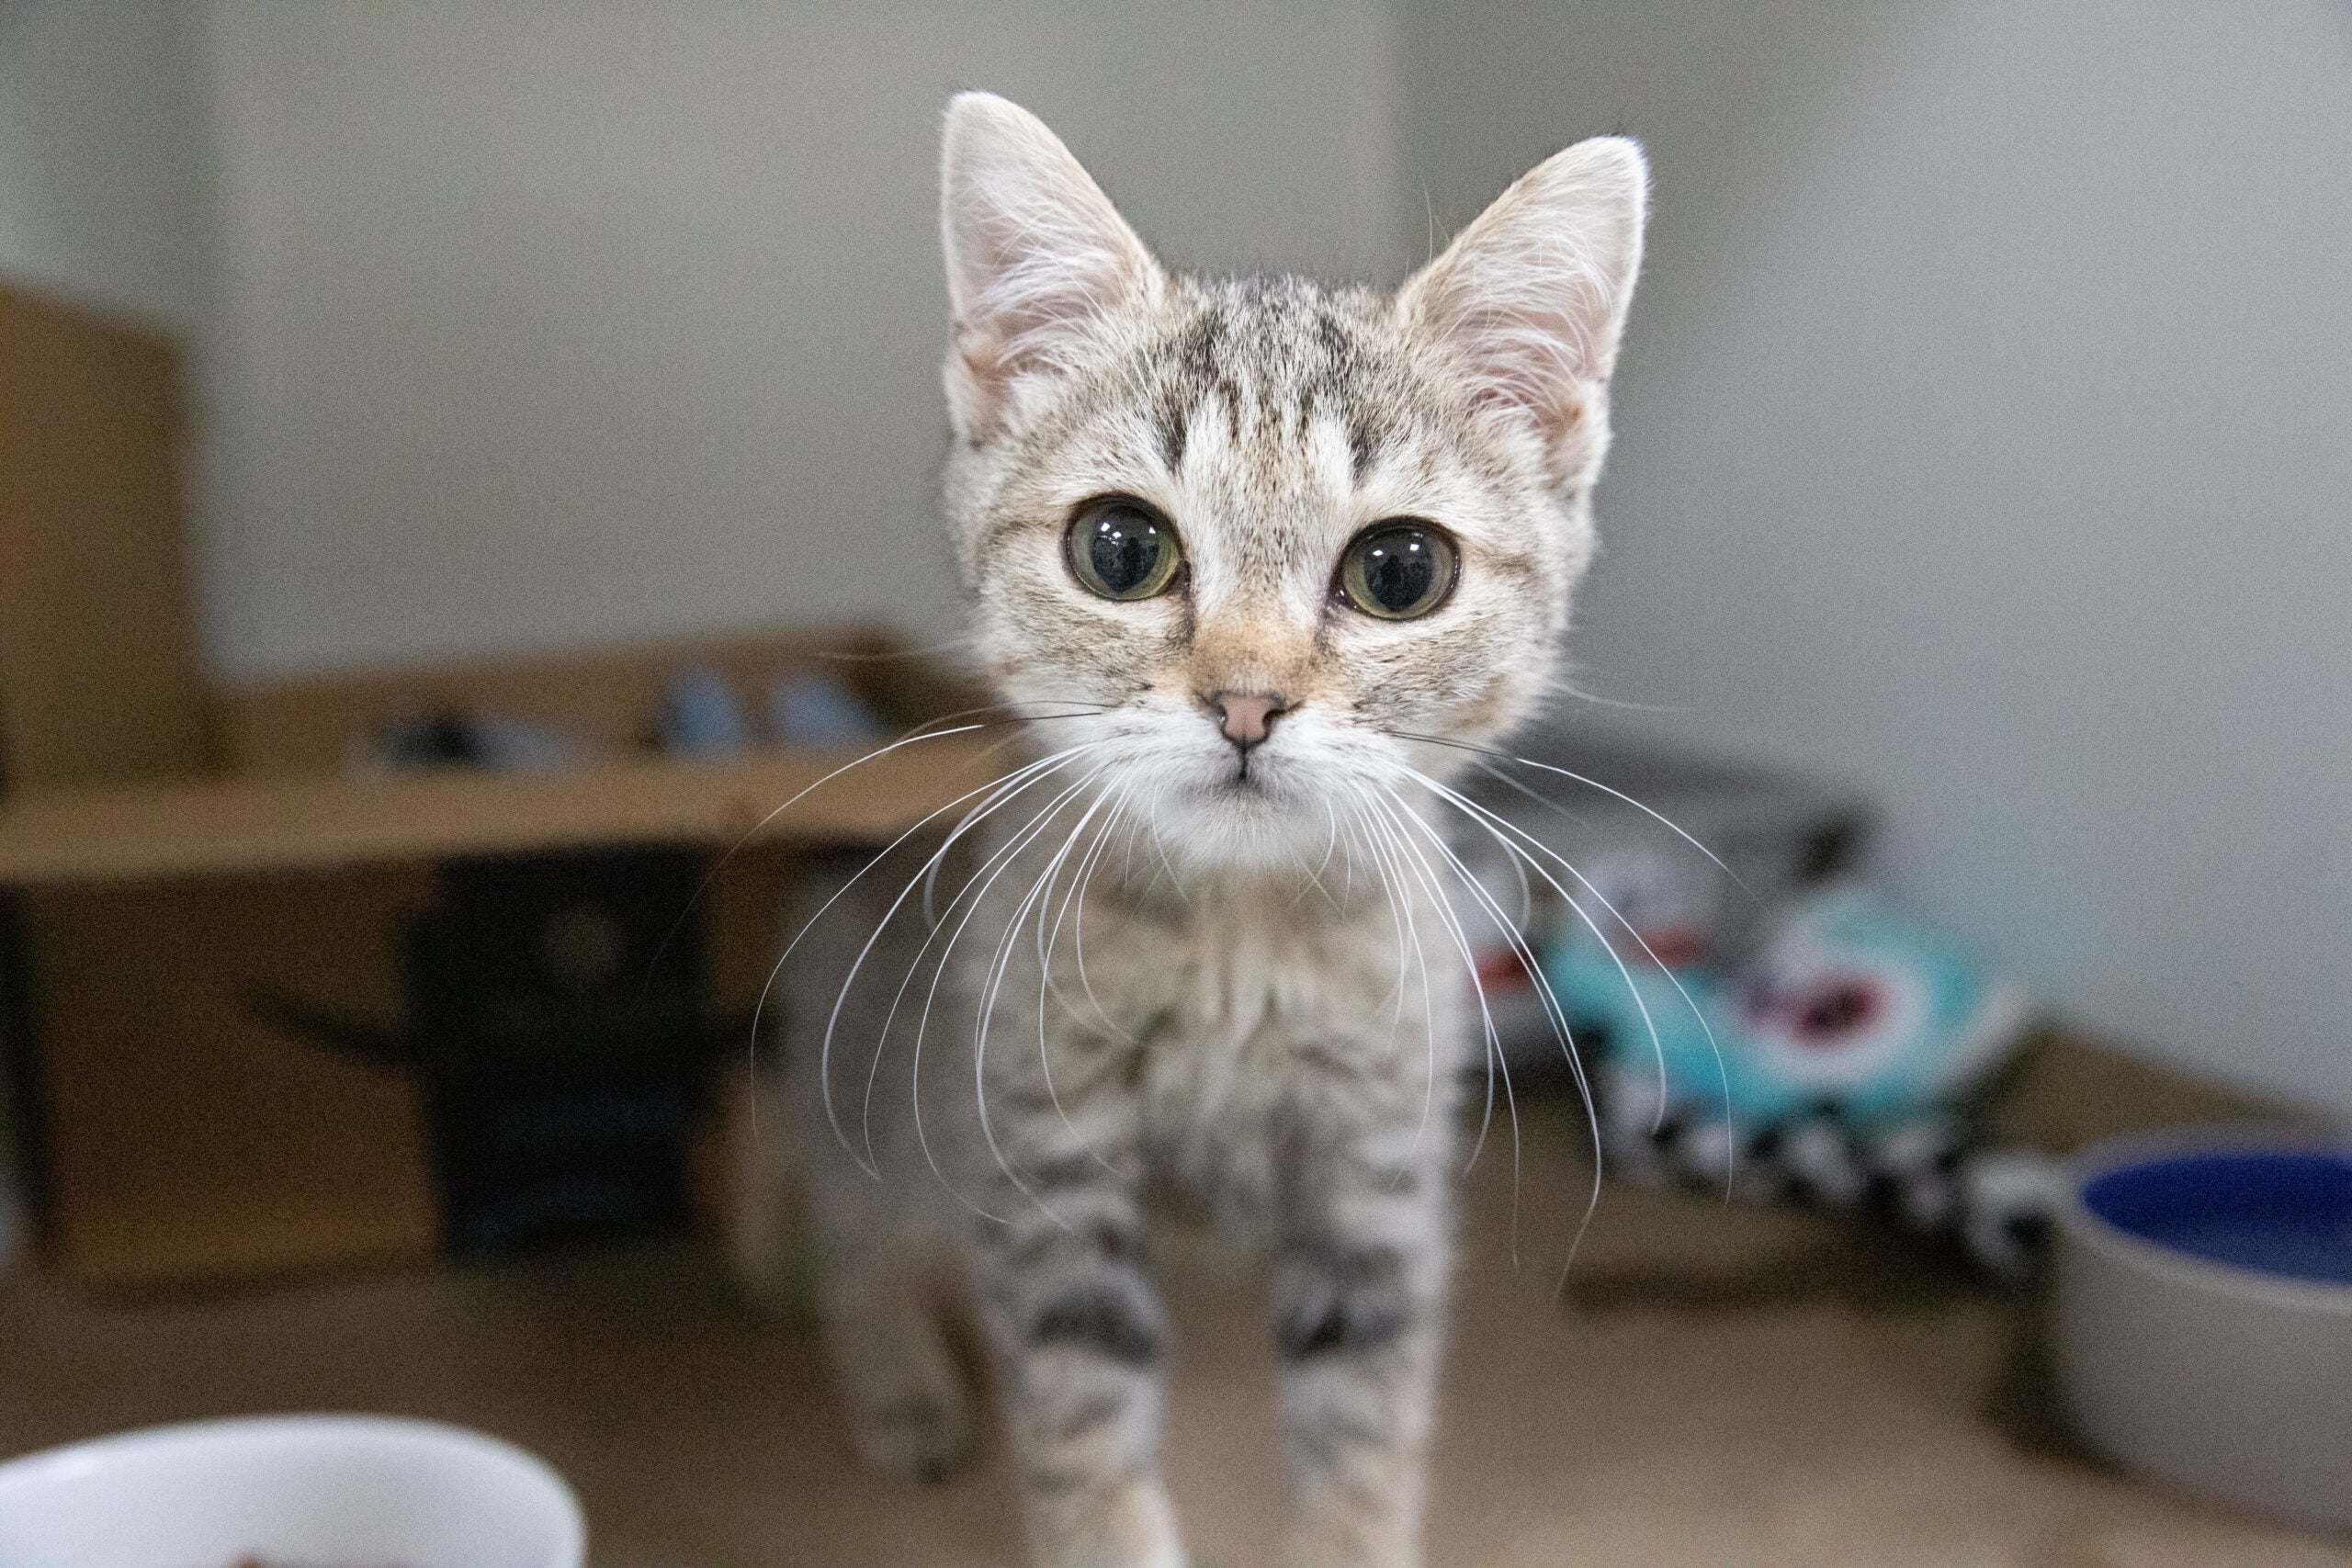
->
848, 1393, 976, 1486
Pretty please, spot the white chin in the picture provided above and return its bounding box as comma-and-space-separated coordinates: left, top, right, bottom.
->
1147, 770, 1333, 872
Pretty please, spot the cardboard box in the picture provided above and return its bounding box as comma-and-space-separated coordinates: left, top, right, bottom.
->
0, 283, 988, 1287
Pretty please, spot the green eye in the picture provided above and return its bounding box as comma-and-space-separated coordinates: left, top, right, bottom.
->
1066, 496, 1183, 601
1338, 521, 1459, 620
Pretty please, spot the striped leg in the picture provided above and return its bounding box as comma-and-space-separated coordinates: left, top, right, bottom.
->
975, 1157, 1183, 1568
1274, 1134, 1451, 1568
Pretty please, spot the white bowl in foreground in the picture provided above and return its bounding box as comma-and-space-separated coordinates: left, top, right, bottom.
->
2053, 1127, 2352, 1533
0, 1414, 584, 1568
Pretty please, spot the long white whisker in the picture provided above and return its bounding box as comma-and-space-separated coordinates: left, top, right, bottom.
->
661, 714, 1065, 988
1284, 793, 1348, 913
996, 776, 1129, 1175
889, 705, 1108, 930
1414, 769, 1735, 1164
752, 742, 1098, 1173
1463, 756, 1672, 1119
1378, 779, 1602, 1286
1035, 791, 1132, 1174
861, 761, 1109, 1171
1457, 758, 1735, 1146
1358, 784, 1521, 1265
1351, 787, 1442, 1165
1345, 784, 1430, 1152
1373, 787, 1555, 1254
1362, 790, 1502, 1111
1341, 782, 1418, 1045
824, 744, 1103, 1174
1144, 809, 1193, 907
1070, 789, 1140, 1045
899, 767, 1113, 1223
1433, 781, 1668, 1130
715, 699, 1102, 903
1046, 784, 1135, 1043
971, 787, 1110, 1226
1387, 728, 1755, 899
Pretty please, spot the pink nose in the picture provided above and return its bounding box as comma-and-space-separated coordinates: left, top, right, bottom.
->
1208, 691, 1289, 750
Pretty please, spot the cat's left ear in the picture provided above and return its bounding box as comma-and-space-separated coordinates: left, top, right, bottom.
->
1399, 136, 1648, 490
940, 92, 1164, 444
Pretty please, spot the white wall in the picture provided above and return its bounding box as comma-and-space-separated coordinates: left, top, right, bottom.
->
197, 0, 1407, 681
0, 0, 215, 333
17, 2, 2346, 1111
1404, 2, 2352, 1111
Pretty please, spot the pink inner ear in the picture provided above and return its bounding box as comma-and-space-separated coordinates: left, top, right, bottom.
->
946, 213, 1157, 434
1451, 318, 1595, 468
1466, 377, 1586, 434
1444, 290, 1597, 400
942, 100, 1165, 442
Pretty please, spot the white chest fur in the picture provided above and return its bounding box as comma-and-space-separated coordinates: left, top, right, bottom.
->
1063, 878, 1464, 1216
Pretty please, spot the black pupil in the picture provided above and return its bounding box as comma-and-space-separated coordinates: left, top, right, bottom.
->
1363, 531, 1437, 613
1087, 507, 1163, 595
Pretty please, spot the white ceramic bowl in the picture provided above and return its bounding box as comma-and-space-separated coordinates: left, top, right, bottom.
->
0, 1415, 585, 1568
2053, 1127, 2352, 1532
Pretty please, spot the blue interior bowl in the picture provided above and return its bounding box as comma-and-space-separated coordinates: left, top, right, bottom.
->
2083, 1148, 2352, 1287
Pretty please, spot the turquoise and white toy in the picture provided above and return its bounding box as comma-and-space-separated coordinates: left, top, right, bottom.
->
1551, 884, 2026, 1136
1541, 879, 2036, 1264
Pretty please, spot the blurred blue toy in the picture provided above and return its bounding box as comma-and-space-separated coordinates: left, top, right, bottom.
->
770, 670, 886, 749
1546, 885, 2042, 1271
660, 665, 757, 757
1555, 884, 2026, 1134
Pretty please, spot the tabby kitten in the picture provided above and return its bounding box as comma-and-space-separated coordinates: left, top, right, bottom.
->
769, 93, 1646, 1568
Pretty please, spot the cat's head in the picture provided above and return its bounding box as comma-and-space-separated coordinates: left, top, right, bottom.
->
937, 93, 1645, 873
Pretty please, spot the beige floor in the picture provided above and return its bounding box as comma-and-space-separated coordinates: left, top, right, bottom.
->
3, 1095, 2344, 1568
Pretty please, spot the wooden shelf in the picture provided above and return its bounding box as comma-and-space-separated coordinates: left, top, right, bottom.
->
0, 736, 1004, 886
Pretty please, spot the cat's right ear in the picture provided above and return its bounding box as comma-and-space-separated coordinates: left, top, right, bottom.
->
1398, 136, 1647, 491
940, 93, 1163, 444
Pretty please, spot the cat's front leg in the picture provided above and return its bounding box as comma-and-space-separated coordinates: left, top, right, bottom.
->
973, 1156, 1184, 1568
1273, 1131, 1453, 1568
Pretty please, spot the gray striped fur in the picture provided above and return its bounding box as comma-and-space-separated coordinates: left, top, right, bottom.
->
755, 94, 1647, 1568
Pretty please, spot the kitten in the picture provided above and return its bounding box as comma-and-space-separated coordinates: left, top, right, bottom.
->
765, 92, 1645, 1568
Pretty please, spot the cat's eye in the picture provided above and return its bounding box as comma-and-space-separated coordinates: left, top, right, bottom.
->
1337, 521, 1459, 620
1065, 496, 1183, 602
